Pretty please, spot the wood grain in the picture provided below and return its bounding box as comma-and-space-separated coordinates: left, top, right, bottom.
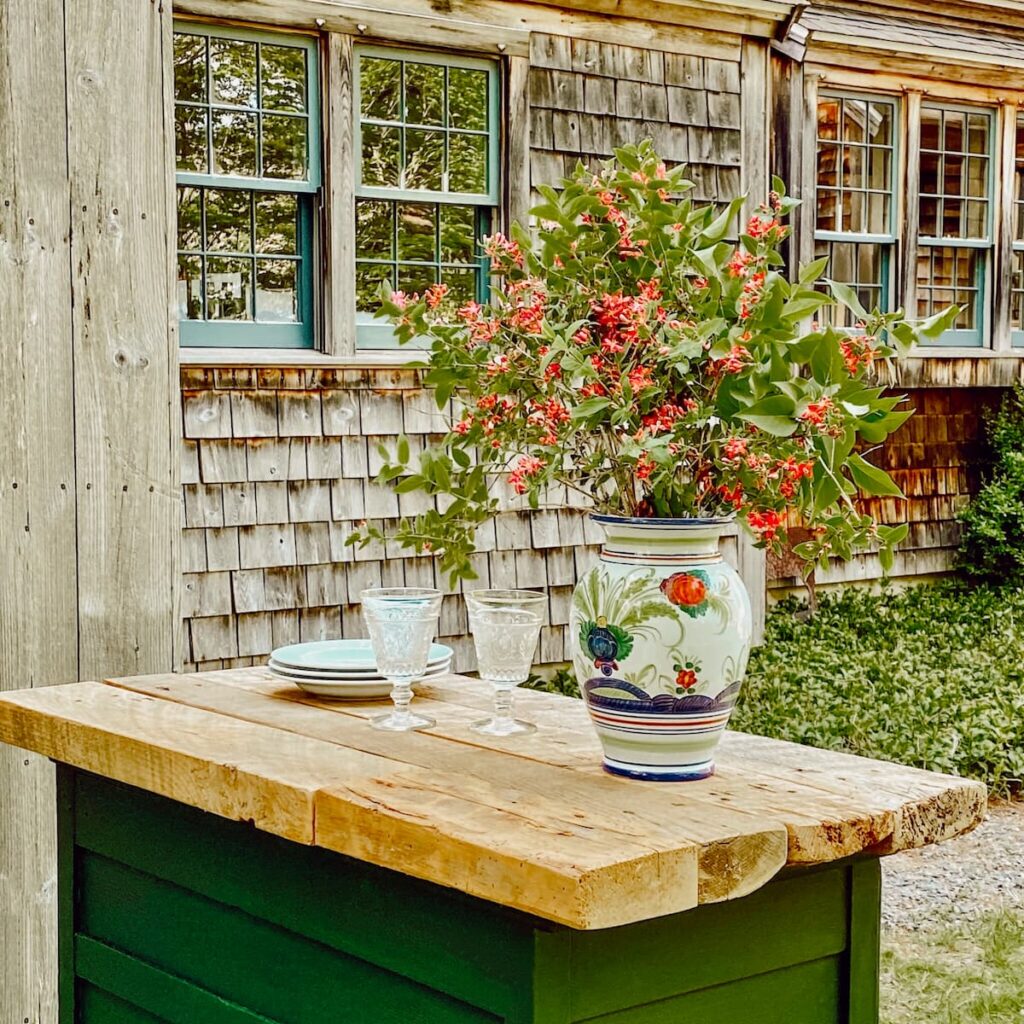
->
65, 0, 179, 678
0, 2, 76, 1022
0, 671, 986, 929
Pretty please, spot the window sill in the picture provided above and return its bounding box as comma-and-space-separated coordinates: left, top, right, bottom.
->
179, 347, 429, 369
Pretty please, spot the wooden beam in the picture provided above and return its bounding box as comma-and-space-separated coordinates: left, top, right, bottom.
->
506, 55, 533, 229
322, 33, 357, 356
900, 90, 923, 323
0, 0, 76, 1020
993, 101, 1018, 353
65, 0, 180, 678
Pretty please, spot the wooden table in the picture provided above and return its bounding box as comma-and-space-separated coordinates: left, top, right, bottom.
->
0, 670, 985, 1024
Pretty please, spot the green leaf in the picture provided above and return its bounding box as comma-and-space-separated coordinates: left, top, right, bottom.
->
736, 395, 798, 436
848, 453, 905, 497
827, 280, 869, 322
570, 397, 612, 421
798, 256, 830, 285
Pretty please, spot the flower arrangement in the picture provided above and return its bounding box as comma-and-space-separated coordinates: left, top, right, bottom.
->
350, 142, 956, 583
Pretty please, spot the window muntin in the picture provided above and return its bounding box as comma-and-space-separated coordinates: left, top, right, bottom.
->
354, 47, 499, 348
916, 104, 993, 346
814, 94, 897, 327
173, 24, 320, 348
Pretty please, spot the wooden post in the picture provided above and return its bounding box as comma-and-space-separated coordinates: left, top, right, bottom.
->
0, 3, 77, 1021
0, 0, 180, 1017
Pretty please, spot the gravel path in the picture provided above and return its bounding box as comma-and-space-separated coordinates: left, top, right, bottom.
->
882, 801, 1024, 931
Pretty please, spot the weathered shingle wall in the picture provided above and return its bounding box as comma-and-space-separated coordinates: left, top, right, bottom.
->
179, 35, 752, 672
528, 34, 743, 202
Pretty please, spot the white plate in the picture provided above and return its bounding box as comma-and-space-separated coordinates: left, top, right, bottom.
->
269, 669, 450, 700
271, 639, 452, 673
267, 658, 451, 682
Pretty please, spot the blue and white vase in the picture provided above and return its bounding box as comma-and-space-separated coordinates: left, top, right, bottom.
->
570, 515, 752, 781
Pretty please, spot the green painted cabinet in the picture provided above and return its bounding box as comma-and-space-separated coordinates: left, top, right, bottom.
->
59, 767, 882, 1024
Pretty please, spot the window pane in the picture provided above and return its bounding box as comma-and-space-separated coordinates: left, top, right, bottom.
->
397, 202, 437, 262
255, 258, 298, 321
916, 245, 980, 329
177, 255, 204, 319
868, 102, 892, 145
177, 186, 202, 250
967, 157, 988, 199
817, 143, 840, 189
361, 57, 402, 120
206, 256, 253, 320
405, 129, 444, 191
362, 124, 401, 187
262, 114, 307, 179
968, 114, 989, 154
398, 263, 437, 296
867, 192, 888, 235
174, 34, 207, 103
210, 38, 257, 108
816, 189, 837, 233
919, 196, 939, 238
920, 109, 941, 151
356, 262, 393, 312
440, 205, 476, 263
356, 199, 394, 259
449, 133, 487, 193
448, 68, 488, 131
813, 239, 890, 326
944, 152, 964, 196
205, 188, 252, 252
1012, 252, 1024, 332
944, 110, 965, 153
843, 99, 868, 144
175, 106, 208, 173
1016, 115, 1024, 242
212, 111, 258, 176
442, 266, 477, 310
261, 44, 306, 112
255, 193, 298, 254
919, 150, 941, 198
405, 62, 444, 126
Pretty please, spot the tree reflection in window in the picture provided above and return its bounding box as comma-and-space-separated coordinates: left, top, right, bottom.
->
355, 48, 499, 348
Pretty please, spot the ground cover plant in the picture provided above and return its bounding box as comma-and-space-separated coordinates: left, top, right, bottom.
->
732, 581, 1024, 795
881, 909, 1024, 1024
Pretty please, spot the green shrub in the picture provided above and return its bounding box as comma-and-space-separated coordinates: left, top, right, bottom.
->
958, 384, 1024, 583
732, 582, 1024, 795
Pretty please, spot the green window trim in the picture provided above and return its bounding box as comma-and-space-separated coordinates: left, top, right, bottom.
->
173, 21, 321, 349
813, 91, 899, 328
353, 45, 501, 350
1012, 112, 1024, 348
915, 102, 995, 349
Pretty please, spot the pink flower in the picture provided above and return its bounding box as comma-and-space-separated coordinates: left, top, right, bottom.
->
424, 283, 448, 309
508, 455, 545, 495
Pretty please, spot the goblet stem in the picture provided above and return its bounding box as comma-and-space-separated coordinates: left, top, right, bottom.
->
390, 679, 414, 724
492, 684, 516, 733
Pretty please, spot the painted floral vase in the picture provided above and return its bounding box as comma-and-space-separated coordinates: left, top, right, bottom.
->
570, 515, 752, 781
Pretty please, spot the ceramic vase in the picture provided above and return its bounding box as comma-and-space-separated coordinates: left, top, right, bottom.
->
570, 515, 753, 781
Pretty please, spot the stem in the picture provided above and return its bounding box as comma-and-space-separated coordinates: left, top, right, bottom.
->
389, 680, 414, 725
492, 684, 515, 731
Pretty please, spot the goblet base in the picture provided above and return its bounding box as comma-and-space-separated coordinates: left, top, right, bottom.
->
470, 717, 537, 737
371, 711, 436, 732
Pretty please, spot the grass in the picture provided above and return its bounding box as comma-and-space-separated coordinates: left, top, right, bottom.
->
882, 909, 1024, 1024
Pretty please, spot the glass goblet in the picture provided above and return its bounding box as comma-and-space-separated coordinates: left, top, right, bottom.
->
465, 589, 546, 737
360, 587, 443, 732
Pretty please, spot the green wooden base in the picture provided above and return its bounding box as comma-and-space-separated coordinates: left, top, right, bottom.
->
57, 767, 882, 1024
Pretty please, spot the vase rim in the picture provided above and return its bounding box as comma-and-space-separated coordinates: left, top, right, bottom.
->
590, 513, 735, 528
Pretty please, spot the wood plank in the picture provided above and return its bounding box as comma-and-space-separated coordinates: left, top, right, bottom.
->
0, 682, 712, 929
107, 670, 789, 908
0, 2, 76, 1022
322, 33, 357, 356
506, 55, 533, 228
993, 101, 1017, 353
65, 0, 179, 678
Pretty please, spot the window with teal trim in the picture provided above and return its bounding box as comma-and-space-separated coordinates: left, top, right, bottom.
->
1012, 112, 1024, 348
916, 104, 993, 347
814, 93, 897, 328
173, 24, 320, 348
354, 47, 500, 348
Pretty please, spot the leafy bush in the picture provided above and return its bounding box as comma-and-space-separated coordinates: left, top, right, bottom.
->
732, 582, 1024, 795
958, 384, 1024, 584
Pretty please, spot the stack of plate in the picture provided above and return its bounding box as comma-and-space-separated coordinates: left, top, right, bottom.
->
268, 639, 453, 699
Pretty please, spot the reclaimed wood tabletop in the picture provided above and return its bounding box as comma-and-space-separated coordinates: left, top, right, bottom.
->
0, 670, 986, 929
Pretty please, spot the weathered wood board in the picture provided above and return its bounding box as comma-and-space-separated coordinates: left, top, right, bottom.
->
0, 671, 986, 930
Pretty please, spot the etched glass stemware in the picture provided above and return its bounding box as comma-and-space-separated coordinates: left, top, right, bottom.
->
465, 589, 546, 737
360, 587, 443, 732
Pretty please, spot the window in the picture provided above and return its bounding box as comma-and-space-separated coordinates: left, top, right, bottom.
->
354, 48, 500, 348
173, 24, 320, 347
1013, 113, 1024, 347
916, 105, 993, 347
814, 94, 898, 327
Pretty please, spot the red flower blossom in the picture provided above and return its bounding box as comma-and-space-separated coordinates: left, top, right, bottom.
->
747, 508, 783, 541
723, 437, 749, 461
508, 455, 545, 495
424, 283, 448, 309
800, 397, 834, 427
635, 453, 656, 480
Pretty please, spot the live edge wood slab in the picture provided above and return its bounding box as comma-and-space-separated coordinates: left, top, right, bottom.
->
0, 669, 984, 931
